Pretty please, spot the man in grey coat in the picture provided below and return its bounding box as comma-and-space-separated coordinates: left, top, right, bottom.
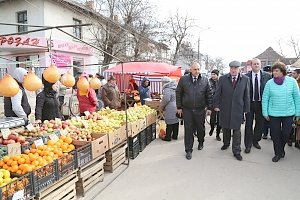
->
214, 61, 250, 161
176, 62, 213, 160
244, 58, 272, 153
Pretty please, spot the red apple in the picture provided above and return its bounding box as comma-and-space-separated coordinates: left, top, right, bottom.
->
7, 139, 16, 144
17, 136, 26, 143
8, 134, 17, 141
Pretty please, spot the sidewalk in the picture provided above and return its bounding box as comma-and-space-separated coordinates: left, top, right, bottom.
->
89, 125, 300, 200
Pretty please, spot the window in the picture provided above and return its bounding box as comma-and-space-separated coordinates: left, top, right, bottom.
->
73, 18, 82, 39
17, 11, 28, 33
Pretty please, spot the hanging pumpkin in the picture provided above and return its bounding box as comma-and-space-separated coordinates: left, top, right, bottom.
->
61, 71, 75, 87
23, 71, 43, 91
77, 76, 90, 96
89, 77, 101, 89
0, 74, 20, 97
43, 65, 60, 83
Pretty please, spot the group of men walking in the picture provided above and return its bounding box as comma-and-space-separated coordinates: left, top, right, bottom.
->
176, 58, 299, 161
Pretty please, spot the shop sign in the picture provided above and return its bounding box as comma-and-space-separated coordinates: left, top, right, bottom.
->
0, 35, 46, 47
51, 53, 72, 67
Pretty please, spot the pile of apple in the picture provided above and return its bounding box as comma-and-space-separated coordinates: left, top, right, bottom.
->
0, 133, 29, 146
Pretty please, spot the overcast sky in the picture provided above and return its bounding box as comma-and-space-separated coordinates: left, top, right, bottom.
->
150, 0, 300, 65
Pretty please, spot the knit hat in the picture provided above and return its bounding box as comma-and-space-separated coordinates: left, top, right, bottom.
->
161, 76, 172, 84
211, 69, 219, 76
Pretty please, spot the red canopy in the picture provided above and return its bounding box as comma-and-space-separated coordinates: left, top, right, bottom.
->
104, 62, 182, 77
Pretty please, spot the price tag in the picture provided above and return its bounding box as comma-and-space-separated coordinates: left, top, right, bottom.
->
1, 128, 11, 139
49, 133, 59, 142
34, 138, 44, 148
60, 129, 68, 136
7, 143, 21, 156
26, 124, 34, 131
12, 189, 24, 200
84, 111, 91, 116
76, 116, 81, 121
82, 121, 89, 128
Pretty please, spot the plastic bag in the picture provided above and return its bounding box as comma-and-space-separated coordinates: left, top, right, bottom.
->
159, 121, 166, 139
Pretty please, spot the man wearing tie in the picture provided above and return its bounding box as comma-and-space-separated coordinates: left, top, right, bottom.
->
244, 58, 272, 153
176, 62, 213, 160
213, 61, 250, 161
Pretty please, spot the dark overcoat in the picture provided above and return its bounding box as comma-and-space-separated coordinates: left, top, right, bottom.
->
213, 73, 250, 129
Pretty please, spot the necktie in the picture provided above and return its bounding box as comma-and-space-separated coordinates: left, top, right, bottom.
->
232, 77, 237, 88
254, 74, 259, 101
193, 77, 197, 83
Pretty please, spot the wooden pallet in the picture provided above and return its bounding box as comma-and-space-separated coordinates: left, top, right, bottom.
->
104, 141, 127, 173
35, 170, 78, 200
76, 154, 106, 197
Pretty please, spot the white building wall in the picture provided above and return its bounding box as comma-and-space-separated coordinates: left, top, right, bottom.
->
0, 0, 45, 37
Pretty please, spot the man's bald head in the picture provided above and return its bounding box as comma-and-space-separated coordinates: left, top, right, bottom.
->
190, 62, 200, 77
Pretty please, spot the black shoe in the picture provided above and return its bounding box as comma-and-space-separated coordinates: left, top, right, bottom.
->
234, 154, 243, 161
245, 148, 251, 154
281, 151, 285, 158
186, 152, 192, 160
216, 136, 221, 141
209, 129, 213, 136
253, 143, 261, 149
221, 145, 229, 150
162, 138, 171, 141
171, 136, 178, 140
262, 135, 268, 140
287, 139, 292, 147
272, 155, 281, 162
295, 142, 300, 149
198, 143, 203, 150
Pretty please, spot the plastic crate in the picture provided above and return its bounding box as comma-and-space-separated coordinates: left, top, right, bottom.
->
31, 161, 58, 194
128, 135, 139, 150
75, 143, 92, 168
126, 143, 140, 159
151, 123, 157, 141
57, 150, 77, 180
0, 173, 33, 200
138, 130, 147, 142
146, 126, 152, 145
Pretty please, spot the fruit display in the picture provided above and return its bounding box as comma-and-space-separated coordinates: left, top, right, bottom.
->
0, 169, 16, 187
0, 146, 7, 160
0, 133, 28, 146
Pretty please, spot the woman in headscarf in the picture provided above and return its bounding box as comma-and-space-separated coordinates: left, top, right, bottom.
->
4, 68, 31, 121
35, 75, 62, 122
138, 77, 150, 105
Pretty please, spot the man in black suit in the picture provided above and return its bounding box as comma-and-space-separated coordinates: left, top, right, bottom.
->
244, 58, 272, 153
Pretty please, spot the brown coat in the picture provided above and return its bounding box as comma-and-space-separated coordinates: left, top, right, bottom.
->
101, 83, 121, 109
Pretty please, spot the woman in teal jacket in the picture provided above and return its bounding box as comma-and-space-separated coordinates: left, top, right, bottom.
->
262, 62, 300, 162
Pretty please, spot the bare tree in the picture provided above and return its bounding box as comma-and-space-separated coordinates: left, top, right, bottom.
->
177, 41, 197, 66
167, 11, 195, 65
288, 36, 300, 59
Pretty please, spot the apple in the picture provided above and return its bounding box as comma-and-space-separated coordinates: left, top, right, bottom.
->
8, 134, 17, 141
17, 136, 26, 143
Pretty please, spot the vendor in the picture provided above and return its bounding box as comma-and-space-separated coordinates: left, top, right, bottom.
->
138, 77, 150, 105
4, 68, 31, 121
101, 75, 121, 109
128, 78, 138, 92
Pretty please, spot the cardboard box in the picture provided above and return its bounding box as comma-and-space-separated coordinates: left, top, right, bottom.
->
146, 112, 157, 126
130, 120, 140, 137
107, 125, 127, 149
139, 118, 147, 132
72, 133, 108, 159
145, 100, 161, 110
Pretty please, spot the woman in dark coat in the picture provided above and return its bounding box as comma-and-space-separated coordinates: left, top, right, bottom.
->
35, 75, 62, 122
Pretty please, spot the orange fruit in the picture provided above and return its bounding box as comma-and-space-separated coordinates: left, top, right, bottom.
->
18, 158, 26, 165
2, 164, 9, 170
3, 156, 10, 163
64, 137, 72, 144
13, 155, 21, 161
11, 161, 18, 166
10, 165, 18, 173
0, 160, 4, 167
16, 170, 22, 174
6, 160, 13, 166
24, 149, 30, 154
30, 149, 37, 154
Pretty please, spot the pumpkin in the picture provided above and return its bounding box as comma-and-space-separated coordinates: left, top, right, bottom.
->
23, 71, 43, 91
61, 71, 75, 87
0, 74, 20, 97
43, 65, 60, 83
89, 77, 101, 89
77, 76, 90, 96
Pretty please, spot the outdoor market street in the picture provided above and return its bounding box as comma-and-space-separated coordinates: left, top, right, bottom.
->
84, 123, 300, 200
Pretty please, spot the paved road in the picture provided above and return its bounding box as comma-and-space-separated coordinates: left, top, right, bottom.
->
89, 124, 300, 200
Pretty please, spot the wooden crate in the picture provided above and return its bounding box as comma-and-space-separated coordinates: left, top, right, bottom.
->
76, 154, 106, 197
35, 170, 78, 200
104, 141, 127, 173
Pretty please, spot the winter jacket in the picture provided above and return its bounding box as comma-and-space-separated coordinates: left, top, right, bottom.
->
101, 83, 121, 109
4, 68, 31, 119
77, 88, 98, 113
138, 77, 151, 105
176, 74, 213, 109
209, 78, 218, 95
35, 90, 62, 121
160, 81, 179, 125
262, 76, 300, 117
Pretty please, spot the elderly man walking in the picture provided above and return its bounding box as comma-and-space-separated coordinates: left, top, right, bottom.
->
176, 62, 213, 160
214, 61, 250, 161
244, 58, 272, 153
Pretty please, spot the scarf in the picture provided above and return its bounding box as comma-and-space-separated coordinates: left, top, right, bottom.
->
273, 76, 285, 85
